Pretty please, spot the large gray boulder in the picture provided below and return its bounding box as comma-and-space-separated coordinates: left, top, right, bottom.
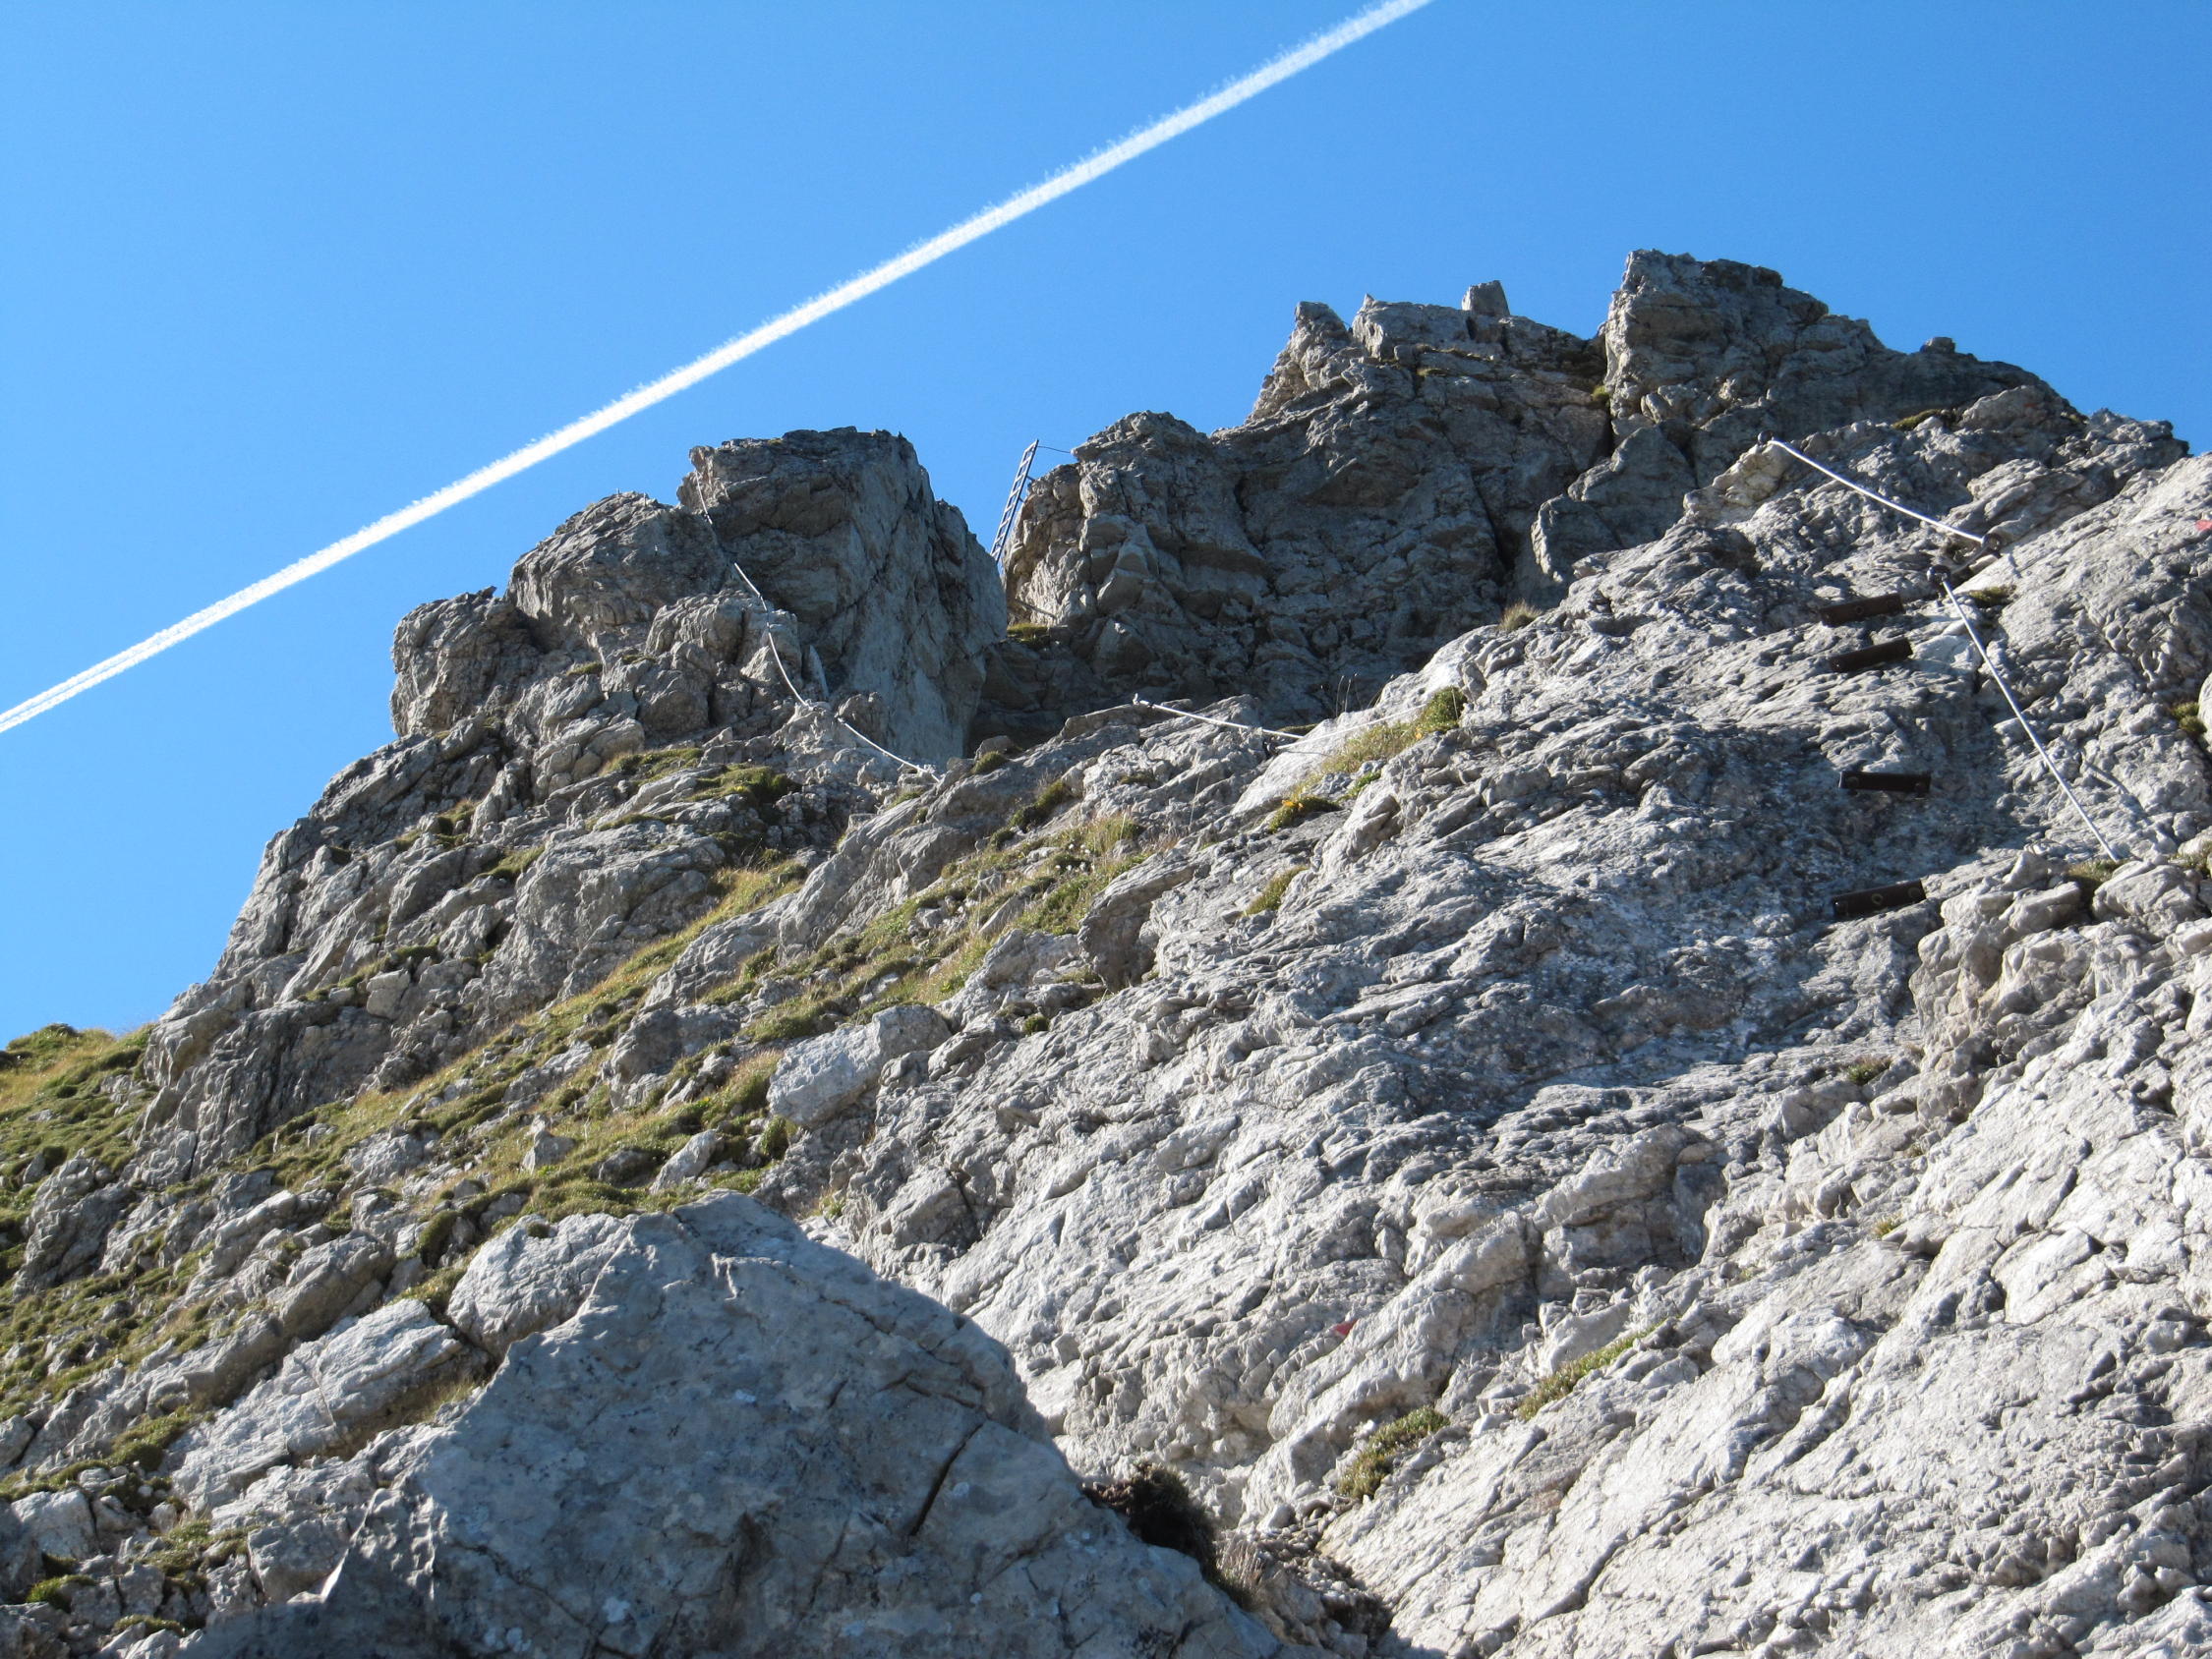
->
445, 1210, 627, 1355
7, 1488, 92, 1564
768, 1002, 950, 1127
183, 1196, 1285, 1659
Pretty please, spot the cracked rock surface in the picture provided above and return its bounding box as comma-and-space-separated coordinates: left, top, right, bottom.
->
184, 1195, 1284, 1659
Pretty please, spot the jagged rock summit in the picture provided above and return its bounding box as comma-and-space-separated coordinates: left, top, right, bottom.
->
991, 252, 2034, 727
3, 252, 2210, 1659
138, 428, 1002, 1186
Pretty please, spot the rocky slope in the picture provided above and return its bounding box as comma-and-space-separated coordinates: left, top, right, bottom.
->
3, 253, 2210, 1659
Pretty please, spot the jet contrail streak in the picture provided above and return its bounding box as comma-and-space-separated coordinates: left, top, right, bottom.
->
0, 0, 1436, 737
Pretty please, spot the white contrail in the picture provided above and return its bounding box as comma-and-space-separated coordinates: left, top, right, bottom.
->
0, 0, 1435, 738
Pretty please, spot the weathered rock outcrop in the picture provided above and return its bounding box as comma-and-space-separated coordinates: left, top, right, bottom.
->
4, 252, 2210, 1659
131, 429, 999, 1184
992, 254, 2034, 726
678, 431, 1006, 762
185, 1195, 1286, 1659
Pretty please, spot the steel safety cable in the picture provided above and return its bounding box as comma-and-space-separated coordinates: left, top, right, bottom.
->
1767, 437, 2127, 860
717, 550, 940, 777
1769, 436, 2024, 586
1131, 695, 1305, 742
1938, 579, 2123, 862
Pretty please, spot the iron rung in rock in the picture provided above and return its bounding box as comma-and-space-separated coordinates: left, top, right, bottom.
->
1827, 638, 1913, 674
1840, 770, 1932, 795
1831, 879, 1928, 921
1816, 595, 1907, 624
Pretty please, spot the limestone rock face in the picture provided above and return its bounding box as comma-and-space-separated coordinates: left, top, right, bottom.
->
185, 1196, 1286, 1659
170, 1298, 475, 1511
446, 1210, 627, 1355
769, 1003, 950, 1127
17, 1153, 128, 1291
0, 1505, 41, 1604
998, 301, 1605, 725
843, 399, 2203, 1657
1599, 251, 2035, 484
8, 253, 2212, 1659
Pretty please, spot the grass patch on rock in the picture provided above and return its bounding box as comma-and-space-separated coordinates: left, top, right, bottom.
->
1336, 1406, 1450, 1501
1517, 1330, 1651, 1419
741, 816, 1142, 1038
1019, 842, 1142, 937
487, 844, 546, 883
611, 746, 704, 781
1266, 791, 1340, 832
0, 850, 821, 1469
0, 1024, 145, 1183
1006, 775, 1076, 834
1280, 687, 1466, 816
1323, 687, 1463, 776
2065, 858, 2123, 896
1244, 869, 1302, 918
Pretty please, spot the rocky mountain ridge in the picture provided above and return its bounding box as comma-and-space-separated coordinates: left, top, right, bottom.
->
3, 251, 2210, 1659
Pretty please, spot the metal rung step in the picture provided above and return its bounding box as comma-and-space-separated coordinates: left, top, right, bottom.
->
1840, 770, 1932, 795
1831, 879, 1928, 921
1827, 639, 1913, 674
1815, 594, 1908, 624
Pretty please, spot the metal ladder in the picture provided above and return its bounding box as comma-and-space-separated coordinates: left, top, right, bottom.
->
988, 439, 1042, 571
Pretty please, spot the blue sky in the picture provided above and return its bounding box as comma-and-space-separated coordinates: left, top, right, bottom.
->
3, 1, 2205, 1041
